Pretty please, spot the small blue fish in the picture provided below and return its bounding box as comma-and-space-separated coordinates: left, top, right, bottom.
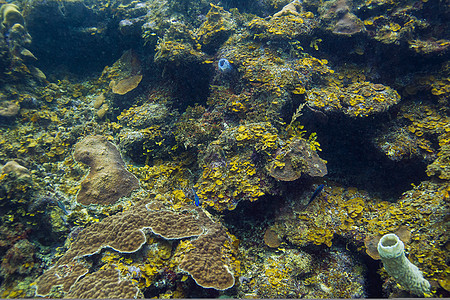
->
305, 184, 325, 207
191, 188, 200, 207
56, 200, 69, 215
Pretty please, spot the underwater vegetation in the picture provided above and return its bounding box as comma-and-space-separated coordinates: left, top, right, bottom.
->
0, 0, 448, 298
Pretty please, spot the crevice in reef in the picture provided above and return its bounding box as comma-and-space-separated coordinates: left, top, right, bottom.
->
302, 113, 428, 201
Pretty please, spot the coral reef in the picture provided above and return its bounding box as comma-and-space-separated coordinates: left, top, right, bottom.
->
196, 4, 236, 53
268, 180, 449, 296
318, 0, 364, 36
248, 10, 318, 41
241, 249, 313, 298
154, 22, 206, 66
194, 122, 327, 211
0, 0, 448, 298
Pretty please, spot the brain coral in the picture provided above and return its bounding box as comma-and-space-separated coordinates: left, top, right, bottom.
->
73, 135, 140, 205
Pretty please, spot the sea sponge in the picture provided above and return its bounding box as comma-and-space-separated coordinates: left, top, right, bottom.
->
377, 233, 431, 296
218, 58, 232, 73
73, 135, 140, 205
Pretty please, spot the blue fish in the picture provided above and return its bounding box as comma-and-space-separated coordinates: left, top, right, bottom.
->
56, 200, 69, 215
191, 188, 200, 207
305, 184, 325, 207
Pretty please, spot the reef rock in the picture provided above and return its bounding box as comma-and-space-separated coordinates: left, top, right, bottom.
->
196, 4, 236, 53
73, 135, 140, 206
1, 160, 30, 180
268, 138, 327, 181
319, 0, 364, 36
306, 81, 401, 118
0, 101, 20, 118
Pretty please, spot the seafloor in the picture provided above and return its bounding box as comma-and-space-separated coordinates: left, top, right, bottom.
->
0, 0, 449, 298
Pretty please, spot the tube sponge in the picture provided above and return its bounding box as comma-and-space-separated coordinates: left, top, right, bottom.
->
377, 233, 431, 296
